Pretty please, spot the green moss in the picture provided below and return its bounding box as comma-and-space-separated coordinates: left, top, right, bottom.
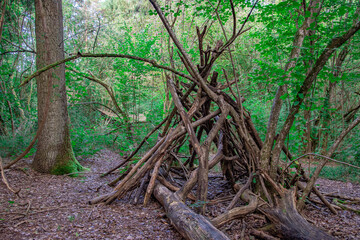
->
50, 147, 85, 176
51, 160, 84, 175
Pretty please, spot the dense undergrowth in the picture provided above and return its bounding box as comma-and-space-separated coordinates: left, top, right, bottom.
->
0, 0, 359, 183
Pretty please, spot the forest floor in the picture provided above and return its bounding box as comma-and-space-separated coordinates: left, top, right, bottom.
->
1, 149, 360, 240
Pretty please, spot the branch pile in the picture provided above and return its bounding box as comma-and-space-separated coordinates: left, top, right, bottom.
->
88, 1, 360, 239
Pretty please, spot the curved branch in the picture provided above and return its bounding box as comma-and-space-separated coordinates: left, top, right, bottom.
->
20, 52, 195, 87
71, 101, 122, 120
67, 67, 129, 121
0, 156, 20, 194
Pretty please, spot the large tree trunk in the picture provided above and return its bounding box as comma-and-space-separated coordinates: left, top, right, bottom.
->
32, 0, 82, 174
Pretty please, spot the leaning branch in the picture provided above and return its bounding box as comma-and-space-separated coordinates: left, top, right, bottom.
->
101, 116, 169, 177
298, 115, 360, 210
20, 52, 195, 87
271, 20, 360, 170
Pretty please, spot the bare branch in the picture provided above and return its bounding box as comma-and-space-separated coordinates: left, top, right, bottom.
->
0, 156, 20, 195
20, 52, 195, 87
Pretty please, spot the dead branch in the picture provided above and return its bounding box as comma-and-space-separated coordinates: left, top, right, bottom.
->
284, 153, 360, 171
212, 193, 258, 228
333, 199, 360, 215
227, 173, 254, 210
324, 192, 360, 202
0, 156, 20, 194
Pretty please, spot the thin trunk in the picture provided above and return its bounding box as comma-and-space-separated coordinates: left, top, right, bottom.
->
260, 0, 321, 173
270, 20, 360, 173
298, 115, 360, 209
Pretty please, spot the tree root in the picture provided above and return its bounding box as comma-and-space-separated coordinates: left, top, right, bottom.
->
261, 189, 335, 240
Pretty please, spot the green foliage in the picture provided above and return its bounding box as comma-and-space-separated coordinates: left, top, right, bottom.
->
313, 165, 360, 184
0, 134, 35, 157
189, 200, 208, 208
0, 0, 359, 187
67, 215, 75, 222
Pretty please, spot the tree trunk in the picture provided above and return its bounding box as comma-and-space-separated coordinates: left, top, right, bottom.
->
32, 0, 82, 174
0, 113, 7, 136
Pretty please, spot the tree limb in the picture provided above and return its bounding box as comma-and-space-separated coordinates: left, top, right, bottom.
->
20, 52, 195, 87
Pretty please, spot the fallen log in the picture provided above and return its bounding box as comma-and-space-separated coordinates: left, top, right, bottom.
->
153, 183, 230, 240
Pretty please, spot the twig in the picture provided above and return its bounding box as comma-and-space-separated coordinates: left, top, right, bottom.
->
250, 229, 279, 240
101, 116, 168, 177
11, 204, 74, 220
284, 153, 360, 172
25, 200, 31, 215
227, 173, 253, 210
14, 220, 33, 227
333, 199, 360, 215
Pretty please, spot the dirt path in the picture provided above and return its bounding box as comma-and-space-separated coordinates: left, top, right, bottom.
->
1, 149, 359, 239
0, 149, 181, 239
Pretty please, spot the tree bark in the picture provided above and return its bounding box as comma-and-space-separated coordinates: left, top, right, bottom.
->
32, 0, 82, 174
262, 189, 335, 240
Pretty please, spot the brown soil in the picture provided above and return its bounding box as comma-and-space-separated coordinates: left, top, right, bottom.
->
1, 149, 359, 239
